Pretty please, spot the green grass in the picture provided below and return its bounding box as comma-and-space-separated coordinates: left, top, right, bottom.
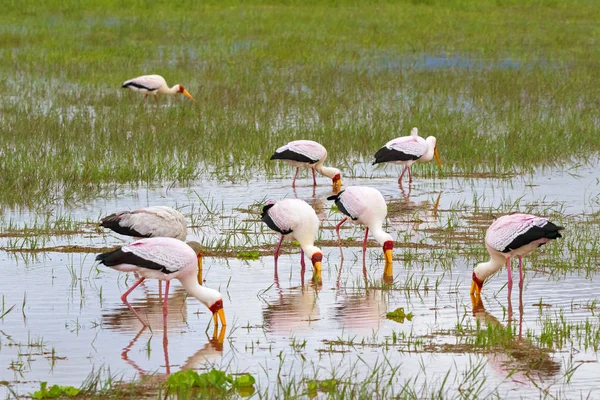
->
1, 1, 600, 207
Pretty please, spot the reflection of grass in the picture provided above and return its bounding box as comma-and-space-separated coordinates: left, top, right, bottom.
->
2, 1, 600, 207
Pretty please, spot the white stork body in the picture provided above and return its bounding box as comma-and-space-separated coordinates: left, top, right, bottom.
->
122, 75, 195, 103
328, 186, 394, 264
270, 140, 342, 189
471, 214, 564, 296
96, 238, 226, 327
373, 127, 441, 186
260, 198, 323, 275
100, 206, 187, 241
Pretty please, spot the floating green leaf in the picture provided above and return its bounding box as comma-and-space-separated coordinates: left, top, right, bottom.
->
386, 307, 414, 323
31, 382, 80, 399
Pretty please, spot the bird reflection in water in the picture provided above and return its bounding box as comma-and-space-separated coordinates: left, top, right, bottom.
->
120, 325, 226, 378
104, 285, 226, 376
470, 293, 560, 383
263, 268, 322, 334
331, 257, 392, 332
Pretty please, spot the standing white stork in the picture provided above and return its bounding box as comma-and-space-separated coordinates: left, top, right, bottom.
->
100, 206, 187, 241
122, 75, 195, 103
270, 140, 342, 190
373, 127, 442, 186
96, 238, 226, 328
471, 214, 564, 296
260, 199, 323, 277
327, 186, 394, 264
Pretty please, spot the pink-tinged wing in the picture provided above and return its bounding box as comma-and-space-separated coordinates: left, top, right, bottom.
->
281, 140, 326, 162
385, 136, 427, 158
124, 206, 187, 240
123, 237, 195, 273
123, 75, 167, 91
485, 214, 548, 252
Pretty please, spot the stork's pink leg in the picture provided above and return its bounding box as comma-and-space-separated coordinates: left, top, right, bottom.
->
312, 168, 317, 186
408, 166, 413, 183
300, 249, 306, 272
274, 235, 284, 268
158, 280, 163, 300
362, 227, 370, 265
335, 218, 348, 245
518, 257, 524, 290
162, 280, 170, 329
121, 277, 147, 326
163, 328, 170, 375
398, 166, 408, 185
292, 168, 299, 188
154, 94, 159, 105
506, 258, 513, 294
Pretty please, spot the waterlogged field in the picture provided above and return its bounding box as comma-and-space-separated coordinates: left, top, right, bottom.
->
1, 0, 600, 398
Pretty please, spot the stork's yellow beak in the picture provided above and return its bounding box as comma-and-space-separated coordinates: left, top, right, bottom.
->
434, 147, 442, 169
197, 255, 203, 285
183, 89, 196, 102
384, 249, 393, 264
213, 308, 227, 327
313, 261, 322, 272
333, 180, 342, 191
470, 280, 482, 296
383, 261, 393, 283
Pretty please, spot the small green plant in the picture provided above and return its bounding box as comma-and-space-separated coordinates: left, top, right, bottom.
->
165, 369, 255, 398
306, 379, 338, 397
31, 382, 80, 399
386, 308, 414, 323
236, 250, 260, 260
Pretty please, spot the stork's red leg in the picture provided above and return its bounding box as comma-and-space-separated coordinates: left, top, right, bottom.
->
162, 280, 170, 329
292, 168, 299, 187
518, 257, 524, 290
312, 168, 317, 186
506, 258, 513, 294
121, 277, 147, 326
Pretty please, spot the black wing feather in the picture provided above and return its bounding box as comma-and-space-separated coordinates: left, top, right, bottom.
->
122, 81, 159, 91
372, 146, 420, 165
96, 247, 174, 274
327, 190, 358, 220
261, 204, 293, 235
270, 149, 319, 164
100, 213, 152, 238
502, 221, 564, 253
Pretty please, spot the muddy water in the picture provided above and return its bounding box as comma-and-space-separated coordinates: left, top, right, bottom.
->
0, 158, 599, 398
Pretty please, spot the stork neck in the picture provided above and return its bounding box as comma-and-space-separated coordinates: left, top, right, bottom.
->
315, 165, 339, 179
179, 274, 215, 307
300, 244, 321, 259
421, 137, 437, 162
161, 84, 180, 95
473, 253, 506, 281
371, 226, 393, 246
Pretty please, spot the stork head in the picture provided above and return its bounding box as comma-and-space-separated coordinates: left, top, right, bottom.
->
470, 270, 484, 296
178, 85, 196, 101
383, 240, 394, 264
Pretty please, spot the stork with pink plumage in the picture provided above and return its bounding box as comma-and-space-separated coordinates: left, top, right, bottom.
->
373, 127, 442, 186
270, 140, 342, 190
471, 213, 564, 297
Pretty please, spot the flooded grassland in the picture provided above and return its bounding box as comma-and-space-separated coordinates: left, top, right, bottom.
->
1, 1, 600, 398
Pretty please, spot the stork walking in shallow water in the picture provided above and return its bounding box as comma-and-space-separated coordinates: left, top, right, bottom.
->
261, 199, 323, 279
122, 75, 195, 103
327, 186, 394, 265
96, 238, 226, 328
270, 140, 342, 190
471, 214, 564, 296
373, 127, 442, 186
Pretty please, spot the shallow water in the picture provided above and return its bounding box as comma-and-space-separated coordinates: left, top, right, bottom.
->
0, 158, 599, 398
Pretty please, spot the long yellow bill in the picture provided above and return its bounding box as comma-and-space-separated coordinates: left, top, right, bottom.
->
183, 89, 196, 102
384, 249, 393, 264
213, 308, 227, 327
197, 256, 203, 285
470, 280, 481, 296
434, 147, 442, 169
313, 261, 322, 272
333, 180, 343, 191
